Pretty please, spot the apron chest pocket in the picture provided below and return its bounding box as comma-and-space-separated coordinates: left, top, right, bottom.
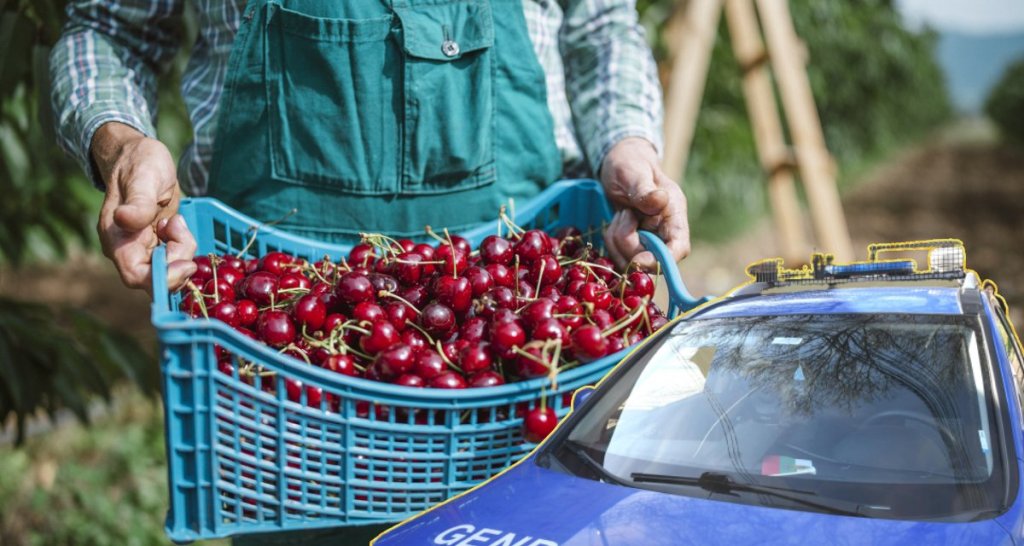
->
265, 5, 401, 195
394, 1, 497, 194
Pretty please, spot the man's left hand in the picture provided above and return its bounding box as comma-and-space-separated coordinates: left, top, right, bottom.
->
599, 137, 691, 270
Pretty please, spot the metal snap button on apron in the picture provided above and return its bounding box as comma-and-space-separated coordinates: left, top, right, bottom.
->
441, 39, 460, 57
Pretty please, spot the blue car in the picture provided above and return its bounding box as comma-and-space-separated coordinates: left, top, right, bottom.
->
373, 240, 1024, 546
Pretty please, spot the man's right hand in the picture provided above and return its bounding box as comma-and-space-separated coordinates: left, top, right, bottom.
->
92, 122, 197, 293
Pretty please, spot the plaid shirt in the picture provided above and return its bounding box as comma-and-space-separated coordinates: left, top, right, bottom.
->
51, 0, 663, 194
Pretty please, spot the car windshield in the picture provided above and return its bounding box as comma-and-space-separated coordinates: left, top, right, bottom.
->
546, 313, 1010, 521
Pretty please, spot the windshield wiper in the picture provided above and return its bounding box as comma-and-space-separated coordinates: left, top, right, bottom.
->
562, 441, 632, 487
631, 471, 864, 517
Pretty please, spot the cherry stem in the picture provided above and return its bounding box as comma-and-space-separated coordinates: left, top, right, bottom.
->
407, 321, 436, 345
602, 296, 650, 338
281, 344, 312, 366
235, 208, 298, 259
534, 259, 545, 299
580, 260, 623, 280
434, 341, 462, 373
498, 205, 525, 239
210, 253, 221, 303
377, 290, 422, 315
185, 281, 210, 318
423, 225, 447, 244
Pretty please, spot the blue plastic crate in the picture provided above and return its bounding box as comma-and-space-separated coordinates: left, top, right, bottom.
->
151, 179, 709, 542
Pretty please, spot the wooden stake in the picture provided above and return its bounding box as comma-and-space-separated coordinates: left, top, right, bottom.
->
756, 0, 853, 261
724, 0, 805, 264
661, 0, 723, 182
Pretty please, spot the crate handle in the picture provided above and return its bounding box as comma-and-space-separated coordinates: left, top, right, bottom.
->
638, 230, 713, 314
151, 244, 171, 319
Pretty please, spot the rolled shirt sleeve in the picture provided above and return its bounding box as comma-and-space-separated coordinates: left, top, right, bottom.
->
49, 0, 184, 188
558, 0, 664, 175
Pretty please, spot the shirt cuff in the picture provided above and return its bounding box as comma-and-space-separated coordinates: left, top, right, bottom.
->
64, 103, 155, 190
588, 125, 664, 178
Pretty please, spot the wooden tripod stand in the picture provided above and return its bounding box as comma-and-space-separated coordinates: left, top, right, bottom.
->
661, 0, 853, 263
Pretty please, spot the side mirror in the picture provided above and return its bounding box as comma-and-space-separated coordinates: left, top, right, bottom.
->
571, 385, 596, 410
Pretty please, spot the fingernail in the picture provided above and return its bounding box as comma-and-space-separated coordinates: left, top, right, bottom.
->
157, 218, 169, 230
175, 214, 187, 228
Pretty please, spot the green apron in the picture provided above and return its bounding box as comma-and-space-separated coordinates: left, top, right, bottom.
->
213, 0, 558, 542
208, 0, 561, 241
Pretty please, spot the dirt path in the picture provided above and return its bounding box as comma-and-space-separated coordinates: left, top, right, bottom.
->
679, 122, 1024, 326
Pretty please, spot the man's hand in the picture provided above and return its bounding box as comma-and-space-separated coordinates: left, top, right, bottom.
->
92, 122, 196, 292
600, 137, 691, 270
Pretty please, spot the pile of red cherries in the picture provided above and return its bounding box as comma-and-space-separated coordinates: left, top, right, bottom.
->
183, 225, 667, 442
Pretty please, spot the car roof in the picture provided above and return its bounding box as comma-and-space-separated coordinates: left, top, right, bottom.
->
695, 284, 970, 319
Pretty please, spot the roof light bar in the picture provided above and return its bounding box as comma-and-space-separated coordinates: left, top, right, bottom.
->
745, 239, 967, 287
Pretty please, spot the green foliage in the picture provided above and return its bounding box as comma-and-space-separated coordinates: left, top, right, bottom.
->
0, 0, 157, 446
639, 0, 952, 242
0, 298, 159, 444
0, 390, 229, 546
0, 0, 99, 265
985, 57, 1024, 144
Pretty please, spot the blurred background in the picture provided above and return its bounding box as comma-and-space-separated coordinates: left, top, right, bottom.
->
0, 0, 1021, 544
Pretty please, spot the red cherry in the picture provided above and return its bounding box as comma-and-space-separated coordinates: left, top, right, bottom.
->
414, 351, 447, 379
192, 256, 214, 284
606, 335, 626, 354
393, 252, 424, 285
210, 301, 240, 327
323, 313, 347, 333
236, 299, 259, 326
322, 354, 358, 376
516, 279, 536, 301
401, 329, 429, 353
649, 314, 670, 333
348, 243, 377, 268
555, 296, 583, 330
485, 263, 514, 288
259, 251, 293, 276
394, 374, 425, 388
240, 271, 279, 306
528, 255, 562, 286
203, 278, 236, 303
449, 235, 472, 255
523, 406, 558, 443
336, 273, 374, 306
490, 320, 526, 360
515, 344, 550, 378
514, 230, 550, 262
622, 271, 655, 299
419, 302, 456, 337
480, 235, 513, 265
293, 294, 326, 331
459, 316, 488, 343
257, 310, 296, 348
430, 371, 467, 389
522, 298, 556, 330
590, 309, 614, 329
433, 276, 472, 313
468, 370, 505, 388
572, 325, 608, 362
591, 257, 617, 283
353, 301, 385, 324
367, 273, 399, 294
579, 282, 612, 310
180, 292, 204, 317
279, 272, 311, 292
531, 318, 569, 346
459, 343, 493, 375
435, 244, 469, 276
384, 301, 414, 330
398, 285, 429, 308
360, 321, 399, 355
216, 265, 245, 288
463, 266, 494, 296
377, 344, 416, 378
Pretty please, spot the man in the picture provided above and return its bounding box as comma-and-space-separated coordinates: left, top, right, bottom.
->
51, 0, 689, 542
52, 0, 689, 294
